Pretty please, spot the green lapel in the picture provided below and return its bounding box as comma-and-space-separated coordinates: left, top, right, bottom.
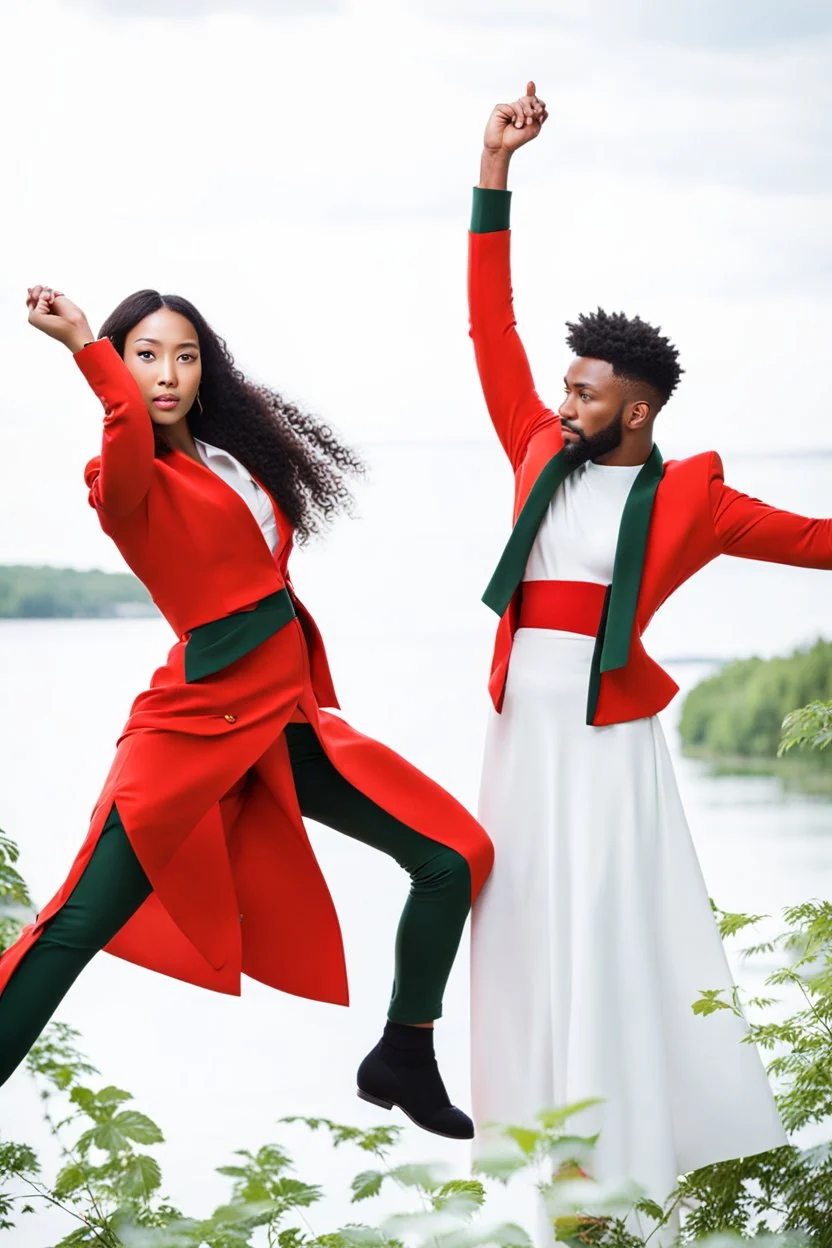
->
482, 450, 574, 617
599, 444, 664, 673
585, 446, 663, 723
586, 585, 612, 725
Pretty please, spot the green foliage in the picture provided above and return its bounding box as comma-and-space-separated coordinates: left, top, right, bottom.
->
691, 987, 737, 1017
0, 1004, 824, 1247
685, 896, 832, 1243
0, 565, 152, 619
0, 827, 35, 951
27, 1021, 99, 1091
280, 1119, 402, 1156
779, 702, 832, 756
679, 640, 832, 766
0, 1143, 39, 1232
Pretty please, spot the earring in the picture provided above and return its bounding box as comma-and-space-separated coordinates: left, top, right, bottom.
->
196, 390, 204, 415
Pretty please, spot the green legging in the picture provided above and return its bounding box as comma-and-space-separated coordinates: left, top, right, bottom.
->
0, 723, 471, 1088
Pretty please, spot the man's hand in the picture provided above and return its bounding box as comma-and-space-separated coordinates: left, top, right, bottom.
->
480, 81, 547, 190
484, 81, 548, 154
26, 285, 95, 353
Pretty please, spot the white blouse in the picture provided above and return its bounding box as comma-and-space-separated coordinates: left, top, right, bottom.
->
194, 438, 279, 555
523, 459, 643, 585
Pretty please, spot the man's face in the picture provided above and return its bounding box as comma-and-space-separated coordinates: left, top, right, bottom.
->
558, 356, 626, 466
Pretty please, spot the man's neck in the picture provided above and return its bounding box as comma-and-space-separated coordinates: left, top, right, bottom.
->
594, 440, 654, 468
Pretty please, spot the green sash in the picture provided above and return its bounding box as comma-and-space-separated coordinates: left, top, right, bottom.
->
184, 588, 296, 683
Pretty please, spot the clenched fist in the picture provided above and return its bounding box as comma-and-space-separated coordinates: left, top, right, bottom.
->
26, 285, 94, 353
484, 81, 548, 155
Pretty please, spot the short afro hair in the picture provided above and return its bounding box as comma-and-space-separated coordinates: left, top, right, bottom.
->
565, 308, 683, 408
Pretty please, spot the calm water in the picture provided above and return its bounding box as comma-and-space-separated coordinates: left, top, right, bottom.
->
1, 445, 831, 1242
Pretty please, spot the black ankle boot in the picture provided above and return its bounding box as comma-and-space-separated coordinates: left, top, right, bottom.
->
356, 1022, 474, 1140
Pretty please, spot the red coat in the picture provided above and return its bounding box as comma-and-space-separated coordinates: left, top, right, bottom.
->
469, 227, 832, 725
0, 341, 493, 1004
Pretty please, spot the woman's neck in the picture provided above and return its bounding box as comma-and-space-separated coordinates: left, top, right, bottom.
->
161, 418, 200, 462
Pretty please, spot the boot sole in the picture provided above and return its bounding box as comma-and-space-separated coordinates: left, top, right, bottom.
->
357, 1088, 393, 1111
356, 1088, 474, 1141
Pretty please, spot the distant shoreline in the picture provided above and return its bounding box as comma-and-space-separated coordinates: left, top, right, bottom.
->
0, 564, 154, 619
679, 640, 832, 796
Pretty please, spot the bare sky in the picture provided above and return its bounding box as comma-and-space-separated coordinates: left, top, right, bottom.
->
77, 0, 340, 14
1, 0, 830, 567
417, 0, 832, 47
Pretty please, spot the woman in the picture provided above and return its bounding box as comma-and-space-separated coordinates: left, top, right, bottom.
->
0, 285, 493, 1138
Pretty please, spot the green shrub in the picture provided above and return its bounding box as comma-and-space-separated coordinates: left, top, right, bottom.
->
679, 642, 832, 761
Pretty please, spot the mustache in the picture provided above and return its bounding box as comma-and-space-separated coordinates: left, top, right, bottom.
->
560, 419, 587, 443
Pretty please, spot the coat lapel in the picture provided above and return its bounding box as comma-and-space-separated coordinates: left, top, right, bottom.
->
600, 445, 664, 673
482, 450, 574, 616
585, 445, 664, 723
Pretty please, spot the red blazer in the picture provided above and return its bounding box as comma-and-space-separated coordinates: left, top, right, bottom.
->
469, 227, 832, 725
78, 340, 338, 707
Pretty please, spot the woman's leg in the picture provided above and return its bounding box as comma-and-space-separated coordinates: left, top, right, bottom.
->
0, 805, 152, 1087
285, 722, 474, 1139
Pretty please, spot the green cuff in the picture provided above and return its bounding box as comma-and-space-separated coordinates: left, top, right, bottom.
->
470, 187, 512, 234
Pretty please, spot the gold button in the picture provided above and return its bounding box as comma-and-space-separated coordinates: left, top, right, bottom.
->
224, 713, 237, 724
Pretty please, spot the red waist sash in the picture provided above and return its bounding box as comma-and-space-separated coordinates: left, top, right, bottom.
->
518, 580, 608, 638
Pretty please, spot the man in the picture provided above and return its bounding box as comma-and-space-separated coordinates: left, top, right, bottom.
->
468, 82, 829, 1234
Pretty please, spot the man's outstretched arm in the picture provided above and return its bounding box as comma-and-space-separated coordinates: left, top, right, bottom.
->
468, 82, 560, 470
710, 456, 832, 568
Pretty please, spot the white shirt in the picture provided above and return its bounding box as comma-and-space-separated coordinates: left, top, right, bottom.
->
194, 438, 279, 555
523, 459, 643, 585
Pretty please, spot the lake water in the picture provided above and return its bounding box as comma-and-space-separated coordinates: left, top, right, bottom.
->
1, 444, 831, 1243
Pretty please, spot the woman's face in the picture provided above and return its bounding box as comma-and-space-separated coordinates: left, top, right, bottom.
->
123, 308, 203, 427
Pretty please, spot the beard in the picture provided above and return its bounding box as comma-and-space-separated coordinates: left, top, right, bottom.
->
561, 405, 625, 468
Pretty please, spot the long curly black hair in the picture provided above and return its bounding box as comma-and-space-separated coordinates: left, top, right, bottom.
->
99, 291, 364, 543
566, 308, 683, 408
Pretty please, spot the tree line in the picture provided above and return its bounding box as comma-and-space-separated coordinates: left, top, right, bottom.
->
680, 639, 832, 764
0, 566, 153, 618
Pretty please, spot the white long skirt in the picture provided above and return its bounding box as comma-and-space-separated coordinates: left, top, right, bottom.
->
471, 630, 786, 1242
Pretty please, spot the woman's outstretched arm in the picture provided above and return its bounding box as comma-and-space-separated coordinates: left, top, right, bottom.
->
27, 285, 155, 517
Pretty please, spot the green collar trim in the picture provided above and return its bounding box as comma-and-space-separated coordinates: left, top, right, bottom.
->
483, 442, 664, 679
600, 445, 664, 673
586, 585, 612, 725
482, 450, 574, 616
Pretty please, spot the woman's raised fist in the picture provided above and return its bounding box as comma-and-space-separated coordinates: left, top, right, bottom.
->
26, 286, 94, 352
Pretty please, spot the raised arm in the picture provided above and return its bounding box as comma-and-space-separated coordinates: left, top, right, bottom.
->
710, 455, 832, 569
27, 285, 155, 517
469, 82, 560, 469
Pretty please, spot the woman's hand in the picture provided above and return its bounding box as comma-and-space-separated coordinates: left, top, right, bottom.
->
26, 285, 95, 353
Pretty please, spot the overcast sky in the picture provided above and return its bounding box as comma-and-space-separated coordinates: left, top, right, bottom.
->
1, 0, 830, 567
